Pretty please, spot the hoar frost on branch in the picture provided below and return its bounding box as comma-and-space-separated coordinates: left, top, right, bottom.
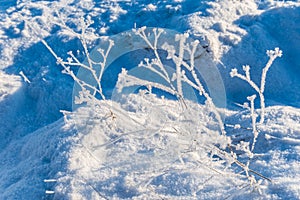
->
42, 15, 114, 103
230, 47, 282, 124
117, 27, 226, 135
228, 48, 282, 186
116, 27, 274, 187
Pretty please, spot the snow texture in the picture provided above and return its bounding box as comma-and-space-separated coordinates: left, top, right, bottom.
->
0, 0, 300, 199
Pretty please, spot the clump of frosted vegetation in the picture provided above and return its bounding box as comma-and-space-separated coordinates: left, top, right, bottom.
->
42, 15, 282, 198
229, 47, 282, 186
117, 27, 225, 135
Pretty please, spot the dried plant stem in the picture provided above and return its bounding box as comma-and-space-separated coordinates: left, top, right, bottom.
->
230, 48, 282, 124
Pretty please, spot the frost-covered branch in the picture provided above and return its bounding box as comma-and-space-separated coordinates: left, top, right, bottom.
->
42, 16, 114, 102
209, 143, 271, 183
122, 27, 226, 134
247, 95, 258, 154
133, 27, 177, 94
230, 47, 282, 124
166, 35, 225, 135
261, 48, 283, 93
243, 95, 259, 182
229, 48, 282, 185
116, 68, 177, 96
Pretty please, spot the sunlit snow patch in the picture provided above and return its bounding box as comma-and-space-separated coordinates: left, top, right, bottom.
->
0, 71, 22, 102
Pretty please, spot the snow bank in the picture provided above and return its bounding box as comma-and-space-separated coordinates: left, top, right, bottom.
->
0, 119, 75, 199
56, 94, 238, 199
54, 93, 300, 199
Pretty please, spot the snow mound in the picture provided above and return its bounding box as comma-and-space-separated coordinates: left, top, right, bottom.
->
56, 93, 238, 199
53, 94, 300, 199
228, 106, 300, 199
0, 119, 75, 199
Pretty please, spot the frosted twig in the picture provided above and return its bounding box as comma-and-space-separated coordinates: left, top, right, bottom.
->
19, 71, 31, 83
42, 16, 114, 101
134, 28, 178, 94
174, 33, 188, 97
229, 48, 282, 185
175, 38, 225, 135
209, 144, 272, 182
247, 95, 258, 154
42, 39, 102, 99
116, 69, 177, 96
244, 95, 259, 183
131, 27, 226, 134
230, 48, 282, 124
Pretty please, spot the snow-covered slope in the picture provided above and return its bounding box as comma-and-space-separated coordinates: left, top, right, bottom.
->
0, 119, 75, 199
0, 0, 300, 199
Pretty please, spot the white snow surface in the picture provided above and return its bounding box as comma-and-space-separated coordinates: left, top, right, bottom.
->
0, 0, 300, 199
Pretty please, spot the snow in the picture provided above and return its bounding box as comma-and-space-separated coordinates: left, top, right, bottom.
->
0, 0, 300, 199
